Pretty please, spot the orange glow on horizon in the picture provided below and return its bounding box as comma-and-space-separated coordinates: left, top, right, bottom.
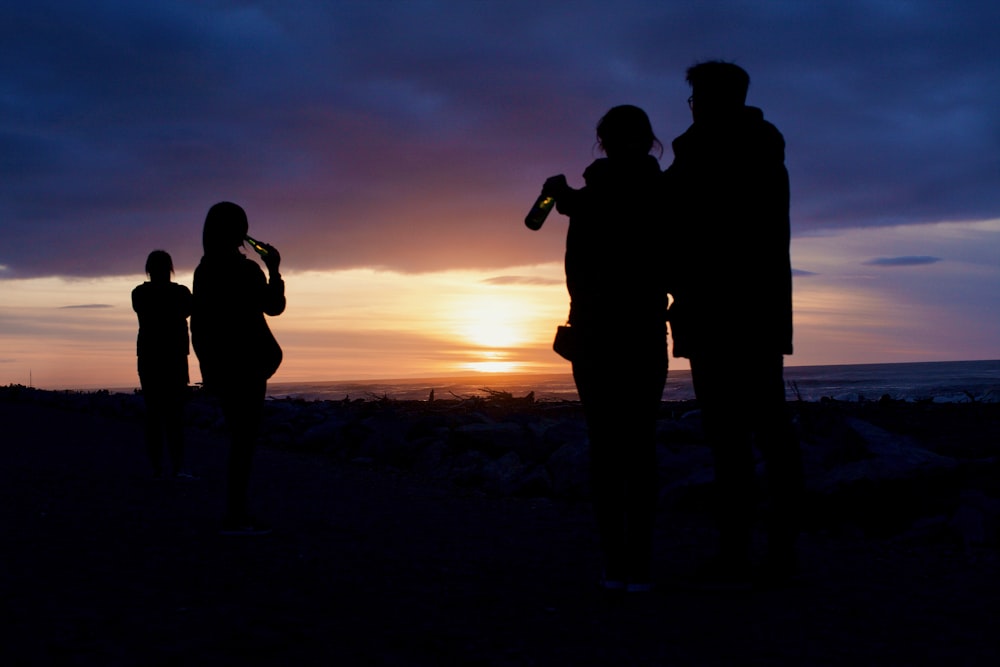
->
4, 218, 1000, 390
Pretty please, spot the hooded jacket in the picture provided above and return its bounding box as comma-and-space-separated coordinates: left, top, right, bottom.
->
555, 154, 667, 329
664, 106, 793, 358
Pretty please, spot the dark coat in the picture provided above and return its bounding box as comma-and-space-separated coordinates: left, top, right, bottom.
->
131, 281, 192, 386
664, 106, 793, 358
555, 154, 668, 329
191, 253, 285, 389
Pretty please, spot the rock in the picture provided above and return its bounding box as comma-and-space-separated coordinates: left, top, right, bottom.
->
356, 417, 409, 463
977, 389, 1000, 404
932, 393, 974, 404
655, 443, 713, 483
299, 416, 347, 450
807, 418, 957, 493
798, 411, 873, 478
450, 422, 526, 457
655, 417, 703, 444
948, 491, 1000, 546
541, 419, 588, 450
482, 452, 527, 496
450, 450, 490, 487
547, 440, 590, 499
413, 440, 449, 478
405, 414, 453, 440
516, 465, 553, 497
522, 418, 569, 461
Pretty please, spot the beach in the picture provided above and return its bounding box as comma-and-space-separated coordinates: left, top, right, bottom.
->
3, 385, 999, 665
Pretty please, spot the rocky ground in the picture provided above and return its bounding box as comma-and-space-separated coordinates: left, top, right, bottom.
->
2, 385, 999, 665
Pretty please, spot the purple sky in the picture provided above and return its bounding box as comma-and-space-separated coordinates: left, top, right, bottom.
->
3, 0, 999, 280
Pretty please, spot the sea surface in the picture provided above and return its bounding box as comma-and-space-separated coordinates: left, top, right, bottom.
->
266, 359, 1000, 404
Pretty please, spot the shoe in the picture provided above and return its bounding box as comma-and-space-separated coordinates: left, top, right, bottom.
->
173, 471, 200, 481
626, 582, 654, 594
219, 519, 272, 536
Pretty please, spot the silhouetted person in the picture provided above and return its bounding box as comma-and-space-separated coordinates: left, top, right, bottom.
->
132, 250, 193, 479
543, 105, 668, 592
664, 61, 803, 583
191, 202, 285, 536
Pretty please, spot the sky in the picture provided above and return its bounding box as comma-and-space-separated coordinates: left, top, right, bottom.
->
2, 0, 999, 389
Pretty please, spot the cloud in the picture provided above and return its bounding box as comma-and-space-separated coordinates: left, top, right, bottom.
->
792, 269, 818, 277
863, 256, 943, 267
1, 1, 999, 280
58, 304, 115, 309
482, 275, 564, 286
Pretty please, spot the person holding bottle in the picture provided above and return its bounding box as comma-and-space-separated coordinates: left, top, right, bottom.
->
536, 105, 669, 592
132, 250, 193, 479
191, 201, 285, 535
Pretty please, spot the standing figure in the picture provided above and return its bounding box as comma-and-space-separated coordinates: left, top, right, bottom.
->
665, 61, 803, 584
191, 202, 285, 535
541, 105, 669, 592
132, 250, 193, 479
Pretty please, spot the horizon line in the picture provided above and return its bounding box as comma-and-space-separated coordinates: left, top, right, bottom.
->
11, 358, 999, 394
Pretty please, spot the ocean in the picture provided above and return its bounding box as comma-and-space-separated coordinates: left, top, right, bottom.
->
266, 359, 1000, 404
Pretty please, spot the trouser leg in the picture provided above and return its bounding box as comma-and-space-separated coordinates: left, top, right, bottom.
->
142, 390, 165, 476
587, 420, 628, 581
692, 354, 802, 566
575, 342, 665, 584
691, 357, 754, 564
164, 389, 186, 475
220, 379, 265, 521
623, 417, 658, 582
752, 357, 803, 557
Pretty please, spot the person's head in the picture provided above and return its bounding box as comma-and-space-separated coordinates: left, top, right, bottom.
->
685, 61, 750, 122
202, 201, 248, 256
145, 249, 173, 282
596, 105, 662, 158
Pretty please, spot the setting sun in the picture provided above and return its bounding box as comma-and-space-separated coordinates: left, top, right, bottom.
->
461, 351, 522, 374
451, 295, 533, 349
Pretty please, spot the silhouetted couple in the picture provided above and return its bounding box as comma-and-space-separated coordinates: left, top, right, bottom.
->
541, 61, 803, 590
133, 202, 285, 536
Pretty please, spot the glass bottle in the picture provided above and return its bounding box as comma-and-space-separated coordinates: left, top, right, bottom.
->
245, 234, 269, 257
524, 193, 555, 230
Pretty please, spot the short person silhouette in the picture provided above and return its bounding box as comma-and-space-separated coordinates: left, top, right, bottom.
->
542, 105, 669, 592
132, 250, 193, 479
191, 202, 285, 535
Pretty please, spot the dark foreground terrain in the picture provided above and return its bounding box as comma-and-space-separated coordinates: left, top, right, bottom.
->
2, 386, 999, 666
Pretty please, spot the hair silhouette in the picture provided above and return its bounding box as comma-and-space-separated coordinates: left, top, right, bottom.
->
685, 60, 750, 106
595, 104, 663, 158
144, 249, 174, 278
202, 201, 249, 255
